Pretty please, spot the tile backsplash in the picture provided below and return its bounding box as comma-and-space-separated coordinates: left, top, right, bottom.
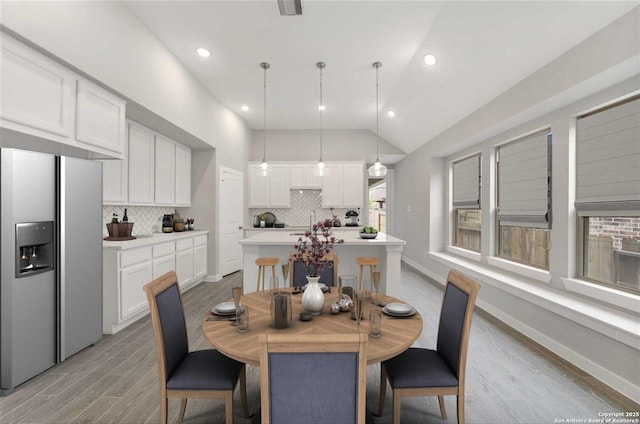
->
249, 190, 355, 227
102, 206, 175, 237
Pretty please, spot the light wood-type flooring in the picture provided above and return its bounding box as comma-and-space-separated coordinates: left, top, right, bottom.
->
0, 264, 637, 423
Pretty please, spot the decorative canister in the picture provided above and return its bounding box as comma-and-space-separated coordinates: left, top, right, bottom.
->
270, 291, 292, 329
301, 276, 325, 315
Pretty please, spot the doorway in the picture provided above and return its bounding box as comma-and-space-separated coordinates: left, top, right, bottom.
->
367, 169, 393, 234
219, 167, 244, 276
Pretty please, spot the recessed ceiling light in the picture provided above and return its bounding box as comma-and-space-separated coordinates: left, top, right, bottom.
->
241, 105, 250, 112
196, 47, 210, 58
318, 105, 326, 111
387, 110, 396, 118
423, 54, 437, 66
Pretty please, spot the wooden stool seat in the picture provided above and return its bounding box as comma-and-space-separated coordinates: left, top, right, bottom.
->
355, 256, 380, 290
255, 257, 280, 291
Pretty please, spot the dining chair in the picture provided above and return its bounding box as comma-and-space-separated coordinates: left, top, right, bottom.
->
376, 269, 480, 424
289, 251, 338, 287
258, 333, 367, 424
144, 271, 249, 424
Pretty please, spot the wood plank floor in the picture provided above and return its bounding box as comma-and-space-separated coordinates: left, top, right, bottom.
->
0, 264, 637, 423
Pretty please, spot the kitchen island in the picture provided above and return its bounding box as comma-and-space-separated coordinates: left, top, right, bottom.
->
240, 230, 406, 297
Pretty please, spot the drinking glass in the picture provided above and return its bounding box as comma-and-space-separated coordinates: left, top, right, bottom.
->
236, 305, 249, 333
354, 290, 364, 327
369, 309, 382, 338
282, 262, 290, 286
362, 279, 372, 301
231, 286, 242, 327
269, 276, 280, 291
372, 271, 381, 304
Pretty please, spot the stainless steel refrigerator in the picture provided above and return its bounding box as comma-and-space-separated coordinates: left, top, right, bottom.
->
0, 148, 103, 395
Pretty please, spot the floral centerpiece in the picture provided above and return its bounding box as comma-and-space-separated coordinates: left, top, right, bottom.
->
293, 221, 344, 277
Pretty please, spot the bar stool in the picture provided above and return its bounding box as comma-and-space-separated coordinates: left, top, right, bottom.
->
255, 257, 279, 291
355, 257, 380, 290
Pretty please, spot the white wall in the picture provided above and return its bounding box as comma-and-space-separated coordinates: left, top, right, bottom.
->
0, 1, 252, 277
395, 8, 640, 402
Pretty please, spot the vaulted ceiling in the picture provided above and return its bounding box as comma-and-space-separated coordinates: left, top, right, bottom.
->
124, 1, 637, 154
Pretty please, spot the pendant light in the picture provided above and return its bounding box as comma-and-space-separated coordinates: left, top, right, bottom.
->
368, 61, 387, 177
315, 61, 329, 177
259, 62, 270, 176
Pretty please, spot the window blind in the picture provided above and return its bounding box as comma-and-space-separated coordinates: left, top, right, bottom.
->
498, 130, 551, 228
452, 154, 481, 208
575, 96, 640, 215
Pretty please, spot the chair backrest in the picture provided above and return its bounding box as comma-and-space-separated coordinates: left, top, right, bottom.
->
259, 333, 367, 424
436, 270, 480, 381
143, 271, 189, 386
289, 252, 338, 287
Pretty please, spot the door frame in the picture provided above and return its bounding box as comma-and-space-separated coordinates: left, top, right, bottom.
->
217, 166, 244, 278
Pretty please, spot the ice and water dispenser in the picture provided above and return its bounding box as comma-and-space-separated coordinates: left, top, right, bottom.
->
15, 221, 54, 278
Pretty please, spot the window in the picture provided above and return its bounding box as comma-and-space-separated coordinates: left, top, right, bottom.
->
576, 96, 640, 293
452, 154, 481, 252
496, 130, 551, 269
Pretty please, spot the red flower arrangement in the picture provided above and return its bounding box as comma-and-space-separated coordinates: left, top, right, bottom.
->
293, 221, 344, 277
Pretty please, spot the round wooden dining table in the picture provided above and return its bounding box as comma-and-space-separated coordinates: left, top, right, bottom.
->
202, 288, 423, 366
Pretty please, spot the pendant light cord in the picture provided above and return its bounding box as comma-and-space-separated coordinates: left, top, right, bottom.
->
320, 64, 323, 161
263, 64, 267, 161
375, 62, 380, 160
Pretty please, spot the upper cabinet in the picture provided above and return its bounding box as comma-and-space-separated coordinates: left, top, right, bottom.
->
102, 121, 191, 207
322, 163, 364, 208
248, 163, 290, 208
289, 164, 322, 189
0, 34, 126, 158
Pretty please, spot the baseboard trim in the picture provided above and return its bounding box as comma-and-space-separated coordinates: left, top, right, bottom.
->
206, 273, 222, 282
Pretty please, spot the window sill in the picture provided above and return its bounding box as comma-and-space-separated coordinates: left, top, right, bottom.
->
486, 256, 552, 283
427, 251, 639, 350
447, 245, 481, 262
562, 277, 640, 314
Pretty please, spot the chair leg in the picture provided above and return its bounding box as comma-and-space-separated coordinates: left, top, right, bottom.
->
358, 265, 363, 290
224, 391, 234, 424
271, 265, 277, 289
457, 393, 465, 424
239, 365, 250, 418
178, 398, 188, 424
438, 395, 447, 420
376, 365, 387, 417
160, 396, 168, 424
256, 266, 262, 291
392, 390, 401, 424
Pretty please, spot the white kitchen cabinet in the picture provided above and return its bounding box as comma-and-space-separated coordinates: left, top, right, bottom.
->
176, 238, 194, 289
127, 122, 155, 204
152, 242, 176, 279
379, 211, 387, 233
248, 163, 290, 208
194, 244, 207, 281
322, 163, 364, 208
117, 247, 153, 323
155, 135, 176, 205
289, 164, 322, 189
75, 79, 126, 155
101, 148, 128, 204
175, 143, 192, 206
0, 34, 126, 158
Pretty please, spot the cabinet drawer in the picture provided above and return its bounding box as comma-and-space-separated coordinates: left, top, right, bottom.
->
176, 238, 193, 252
119, 247, 152, 268
194, 234, 207, 247
153, 242, 175, 258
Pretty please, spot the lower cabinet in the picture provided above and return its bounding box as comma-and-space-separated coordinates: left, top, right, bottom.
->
103, 232, 208, 334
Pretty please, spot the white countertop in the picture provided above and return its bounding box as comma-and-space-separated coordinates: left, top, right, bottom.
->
244, 226, 363, 231
239, 230, 405, 246
103, 230, 209, 250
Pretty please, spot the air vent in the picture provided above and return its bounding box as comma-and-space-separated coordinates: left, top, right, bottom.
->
278, 0, 302, 15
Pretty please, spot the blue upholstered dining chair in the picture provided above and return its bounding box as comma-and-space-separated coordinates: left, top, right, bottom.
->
289, 252, 338, 287
257, 333, 367, 424
143, 271, 249, 424
376, 269, 480, 424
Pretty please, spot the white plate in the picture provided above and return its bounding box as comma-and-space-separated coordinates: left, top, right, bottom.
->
385, 303, 413, 314
382, 306, 416, 318
212, 302, 236, 315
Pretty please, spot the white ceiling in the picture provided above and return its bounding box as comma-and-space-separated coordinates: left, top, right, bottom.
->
124, 1, 637, 154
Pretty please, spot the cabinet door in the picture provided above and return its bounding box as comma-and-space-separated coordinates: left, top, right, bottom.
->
153, 255, 175, 280
101, 158, 127, 204
194, 245, 207, 280
0, 35, 74, 139
119, 261, 152, 321
305, 165, 323, 189
174, 144, 191, 206
342, 163, 364, 207
176, 249, 194, 289
321, 164, 343, 207
289, 165, 306, 188
248, 164, 269, 207
76, 79, 126, 156
268, 165, 290, 207
155, 135, 176, 205
127, 122, 155, 204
